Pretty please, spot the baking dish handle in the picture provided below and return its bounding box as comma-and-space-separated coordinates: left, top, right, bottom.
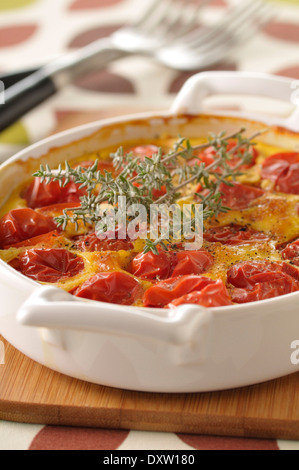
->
16, 285, 213, 346
171, 71, 299, 132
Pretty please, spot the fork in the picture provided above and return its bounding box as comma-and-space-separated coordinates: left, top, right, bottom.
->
157, 0, 275, 70
0, 0, 273, 133
0, 0, 209, 132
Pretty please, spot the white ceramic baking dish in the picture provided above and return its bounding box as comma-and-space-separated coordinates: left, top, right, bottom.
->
1, 71, 299, 393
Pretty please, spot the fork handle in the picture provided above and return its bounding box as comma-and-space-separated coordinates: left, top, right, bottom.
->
0, 38, 127, 133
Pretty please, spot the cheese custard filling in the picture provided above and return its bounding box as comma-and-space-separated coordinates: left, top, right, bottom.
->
1, 133, 299, 309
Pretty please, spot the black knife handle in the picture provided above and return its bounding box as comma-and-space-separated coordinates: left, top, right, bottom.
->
0, 68, 38, 89
0, 70, 57, 132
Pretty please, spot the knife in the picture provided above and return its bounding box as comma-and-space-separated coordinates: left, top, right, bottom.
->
0, 39, 127, 133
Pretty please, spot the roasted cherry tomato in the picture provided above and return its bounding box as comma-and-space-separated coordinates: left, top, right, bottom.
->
133, 181, 167, 200
227, 260, 299, 303
75, 232, 134, 252
0, 208, 56, 249
22, 178, 87, 209
230, 276, 299, 304
131, 249, 213, 281
228, 260, 299, 288
130, 250, 174, 280
261, 152, 299, 195
8, 230, 60, 248
126, 145, 160, 159
193, 139, 259, 171
74, 271, 141, 305
151, 186, 167, 199
171, 250, 214, 277
219, 182, 264, 210
167, 280, 232, 308
124, 145, 169, 190
124, 145, 169, 199
204, 224, 269, 245
143, 275, 216, 308
132, 182, 167, 200
197, 182, 264, 210
281, 239, 299, 266
37, 202, 80, 217
19, 248, 84, 283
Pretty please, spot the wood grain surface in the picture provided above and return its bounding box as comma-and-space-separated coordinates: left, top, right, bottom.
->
1, 109, 299, 439
1, 335, 299, 439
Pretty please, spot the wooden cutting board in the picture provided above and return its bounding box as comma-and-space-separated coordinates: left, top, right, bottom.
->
1, 109, 299, 440
1, 334, 299, 440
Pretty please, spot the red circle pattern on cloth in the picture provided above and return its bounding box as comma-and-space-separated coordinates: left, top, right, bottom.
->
29, 427, 130, 451
28, 426, 280, 451
0, 25, 38, 47
68, 0, 124, 10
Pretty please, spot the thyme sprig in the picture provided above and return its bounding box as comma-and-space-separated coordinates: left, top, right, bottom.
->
33, 128, 265, 253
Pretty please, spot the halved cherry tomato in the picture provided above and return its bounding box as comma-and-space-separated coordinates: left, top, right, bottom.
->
125, 145, 170, 198
204, 224, 269, 245
37, 202, 80, 217
193, 139, 258, 171
22, 178, 87, 209
74, 271, 141, 305
130, 250, 174, 280
281, 238, 299, 266
197, 182, 264, 210
126, 145, 160, 159
227, 260, 299, 303
231, 275, 299, 304
151, 186, 167, 199
19, 248, 84, 283
0, 208, 56, 249
143, 275, 216, 308
167, 280, 232, 308
122, 145, 161, 172
75, 232, 134, 252
228, 260, 299, 288
261, 152, 299, 195
219, 182, 265, 210
171, 250, 214, 277
123, 145, 169, 184
9, 257, 21, 271
7, 230, 60, 249
261, 153, 299, 181
131, 249, 214, 281
132, 181, 167, 200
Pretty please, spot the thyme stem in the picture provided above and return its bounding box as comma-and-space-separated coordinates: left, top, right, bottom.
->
33, 127, 267, 253
155, 129, 265, 204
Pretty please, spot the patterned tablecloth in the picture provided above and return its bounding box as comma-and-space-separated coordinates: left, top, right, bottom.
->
1, 0, 299, 451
